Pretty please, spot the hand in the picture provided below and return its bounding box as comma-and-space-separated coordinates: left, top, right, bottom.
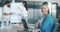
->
9, 13, 13, 15
3, 13, 13, 16
3, 13, 9, 15
34, 23, 38, 28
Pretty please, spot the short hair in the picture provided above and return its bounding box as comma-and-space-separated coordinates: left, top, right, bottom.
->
5, 1, 10, 4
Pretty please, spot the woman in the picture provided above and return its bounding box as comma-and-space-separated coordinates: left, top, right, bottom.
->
21, 1, 28, 30
38, 2, 54, 32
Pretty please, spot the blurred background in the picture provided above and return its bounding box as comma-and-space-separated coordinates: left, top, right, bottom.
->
0, 0, 60, 32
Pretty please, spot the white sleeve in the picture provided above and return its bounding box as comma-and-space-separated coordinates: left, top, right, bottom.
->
18, 6, 28, 18
22, 7, 28, 18
3, 6, 10, 13
3, 6, 7, 13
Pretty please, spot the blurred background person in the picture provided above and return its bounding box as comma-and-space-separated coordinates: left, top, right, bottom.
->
10, 1, 28, 30
3, 1, 11, 26
22, 1, 28, 20
21, 1, 28, 30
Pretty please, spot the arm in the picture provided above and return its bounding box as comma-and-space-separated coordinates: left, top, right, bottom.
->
3, 12, 13, 16
41, 19, 50, 30
3, 6, 13, 16
18, 6, 28, 17
34, 22, 38, 28
3, 13, 9, 15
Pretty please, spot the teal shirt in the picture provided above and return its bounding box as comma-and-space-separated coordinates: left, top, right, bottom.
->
39, 14, 54, 32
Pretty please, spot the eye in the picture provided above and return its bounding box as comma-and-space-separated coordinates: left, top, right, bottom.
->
41, 8, 43, 9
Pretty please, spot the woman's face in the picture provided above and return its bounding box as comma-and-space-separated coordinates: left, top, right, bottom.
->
41, 5, 49, 15
6, 3, 10, 7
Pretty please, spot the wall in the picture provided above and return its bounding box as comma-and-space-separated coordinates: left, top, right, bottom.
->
22, 0, 60, 7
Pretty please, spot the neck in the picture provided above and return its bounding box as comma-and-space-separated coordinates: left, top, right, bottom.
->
43, 13, 48, 17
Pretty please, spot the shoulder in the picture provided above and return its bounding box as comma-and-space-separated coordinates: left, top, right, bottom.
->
44, 14, 53, 21
46, 14, 53, 19
48, 14, 53, 20
46, 14, 54, 23
3, 5, 7, 8
4, 5, 7, 7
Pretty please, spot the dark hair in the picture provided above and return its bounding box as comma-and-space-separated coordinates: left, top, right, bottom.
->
42, 2, 50, 14
5, 1, 10, 5
23, 1, 28, 11
42, 2, 48, 6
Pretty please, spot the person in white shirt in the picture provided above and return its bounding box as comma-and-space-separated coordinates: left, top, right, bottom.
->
10, 3, 27, 23
10, 2, 28, 30
3, 1, 12, 26
22, 1, 28, 30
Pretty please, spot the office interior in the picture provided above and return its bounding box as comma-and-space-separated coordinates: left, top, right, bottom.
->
0, 0, 60, 32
